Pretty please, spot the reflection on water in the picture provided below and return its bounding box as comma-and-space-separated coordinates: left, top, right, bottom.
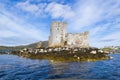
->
0, 54, 120, 80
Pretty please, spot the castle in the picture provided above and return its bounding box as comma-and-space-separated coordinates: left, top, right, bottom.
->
49, 22, 89, 48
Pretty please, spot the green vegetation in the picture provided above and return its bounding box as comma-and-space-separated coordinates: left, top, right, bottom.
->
0, 43, 37, 50
118, 47, 120, 50
102, 47, 112, 51
0, 41, 48, 50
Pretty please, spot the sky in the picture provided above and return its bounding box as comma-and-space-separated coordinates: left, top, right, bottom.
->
0, 0, 120, 48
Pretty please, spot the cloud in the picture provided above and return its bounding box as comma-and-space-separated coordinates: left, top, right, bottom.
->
66, 0, 120, 47
45, 2, 74, 19
16, 1, 74, 19
0, 0, 120, 47
100, 39, 116, 42
15, 0, 120, 28
101, 31, 120, 41
16, 0, 47, 17
67, 0, 120, 31
90, 31, 120, 48
0, 8, 48, 46
16, 1, 39, 13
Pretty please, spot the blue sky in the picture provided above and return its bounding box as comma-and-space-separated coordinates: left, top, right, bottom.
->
0, 0, 120, 47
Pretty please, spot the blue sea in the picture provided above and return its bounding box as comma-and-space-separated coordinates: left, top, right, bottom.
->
0, 53, 120, 80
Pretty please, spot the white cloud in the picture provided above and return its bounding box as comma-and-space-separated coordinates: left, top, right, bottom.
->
90, 30, 120, 48
59, 0, 119, 33
101, 31, 120, 41
66, 0, 120, 47
15, 0, 120, 30
89, 24, 120, 47
16, 1, 39, 13
1, 0, 120, 47
0, 9, 48, 46
16, 0, 47, 17
16, 1, 74, 19
0, 30, 18, 38
45, 2, 74, 19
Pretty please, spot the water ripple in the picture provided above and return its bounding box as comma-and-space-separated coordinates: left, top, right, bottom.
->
0, 54, 120, 80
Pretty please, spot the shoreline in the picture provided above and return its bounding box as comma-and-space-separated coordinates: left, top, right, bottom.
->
0, 47, 110, 62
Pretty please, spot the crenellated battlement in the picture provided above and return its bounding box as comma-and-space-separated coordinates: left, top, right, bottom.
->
51, 22, 67, 27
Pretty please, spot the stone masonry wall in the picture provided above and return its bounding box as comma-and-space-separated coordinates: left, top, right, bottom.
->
49, 22, 67, 47
49, 21, 89, 48
65, 31, 89, 48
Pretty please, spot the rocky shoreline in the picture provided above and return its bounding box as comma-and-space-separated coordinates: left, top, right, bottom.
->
0, 47, 110, 62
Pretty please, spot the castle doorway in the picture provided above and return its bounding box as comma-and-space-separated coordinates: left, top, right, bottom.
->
64, 41, 67, 46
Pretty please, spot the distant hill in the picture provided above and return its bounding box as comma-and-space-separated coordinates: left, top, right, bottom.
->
0, 41, 48, 50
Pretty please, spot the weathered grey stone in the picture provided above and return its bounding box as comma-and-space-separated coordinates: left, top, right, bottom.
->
39, 49, 44, 53
49, 21, 89, 48
98, 50, 104, 53
48, 49, 52, 52
44, 50, 47, 53
49, 22, 67, 47
74, 49, 78, 52
90, 50, 97, 54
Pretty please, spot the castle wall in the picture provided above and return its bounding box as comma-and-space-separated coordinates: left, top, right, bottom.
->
65, 31, 89, 48
82, 31, 89, 48
49, 22, 67, 47
49, 21, 89, 48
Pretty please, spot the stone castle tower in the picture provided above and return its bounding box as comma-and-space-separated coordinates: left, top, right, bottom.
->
49, 21, 89, 48
49, 22, 67, 47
